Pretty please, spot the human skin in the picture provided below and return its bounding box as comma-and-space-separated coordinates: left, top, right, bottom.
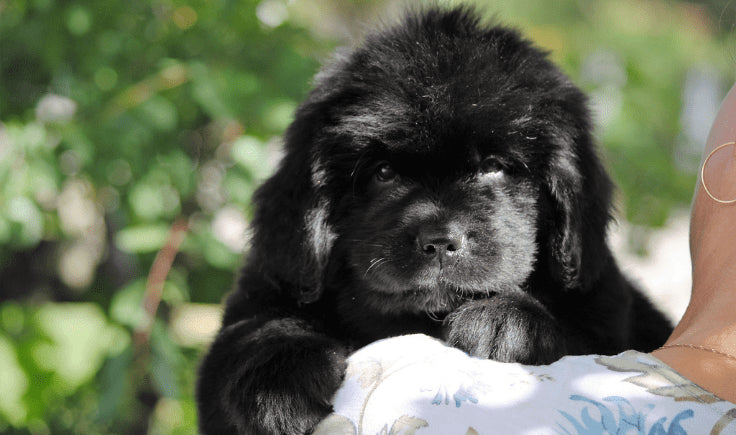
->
651, 83, 736, 403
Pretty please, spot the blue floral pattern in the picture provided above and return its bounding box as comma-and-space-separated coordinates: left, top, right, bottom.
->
558, 395, 693, 435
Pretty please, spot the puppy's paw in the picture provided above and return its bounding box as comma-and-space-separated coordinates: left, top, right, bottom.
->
198, 319, 348, 435
235, 339, 347, 434
445, 294, 567, 364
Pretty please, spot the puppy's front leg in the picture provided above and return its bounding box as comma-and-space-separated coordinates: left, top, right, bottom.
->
445, 293, 568, 365
197, 317, 347, 435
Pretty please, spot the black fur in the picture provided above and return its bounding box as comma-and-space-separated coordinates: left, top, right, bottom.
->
197, 7, 672, 434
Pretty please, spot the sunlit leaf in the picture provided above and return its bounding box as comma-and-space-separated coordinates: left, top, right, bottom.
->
109, 278, 147, 329
231, 135, 276, 180
0, 334, 28, 425
262, 99, 296, 132
32, 303, 129, 393
115, 224, 171, 253
5, 196, 44, 247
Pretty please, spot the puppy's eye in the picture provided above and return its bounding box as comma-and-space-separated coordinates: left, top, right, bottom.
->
480, 158, 504, 175
375, 162, 397, 182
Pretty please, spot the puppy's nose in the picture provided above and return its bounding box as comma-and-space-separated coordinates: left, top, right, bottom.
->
418, 229, 464, 259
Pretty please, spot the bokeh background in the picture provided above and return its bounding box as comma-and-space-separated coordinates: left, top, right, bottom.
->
0, 0, 734, 433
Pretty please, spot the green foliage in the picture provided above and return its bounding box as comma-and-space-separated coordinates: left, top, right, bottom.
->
0, 0, 324, 432
0, 0, 733, 433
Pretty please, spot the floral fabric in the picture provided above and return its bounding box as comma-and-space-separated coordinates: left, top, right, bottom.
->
314, 334, 736, 435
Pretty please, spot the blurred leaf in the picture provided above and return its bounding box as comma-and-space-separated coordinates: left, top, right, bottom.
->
189, 62, 232, 120
0, 334, 28, 426
136, 95, 179, 132
115, 224, 171, 253
231, 135, 276, 180
150, 321, 185, 398
262, 99, 297, 132
109, 278, 147, 329
32, 303, 130, 393
5, 197, 44, 247
161, 273, 190, 306
158, 151, 196, 196
223, 170, 256, 205
66, 5, 92, 36
0, 303, 25, 337
95, 345, 134, 424
198, 230, 240, 269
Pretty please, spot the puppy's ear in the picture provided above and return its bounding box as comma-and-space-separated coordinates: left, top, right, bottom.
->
545, 119, 613, 291
247, 51, 355, 303
247, 102, 337, 304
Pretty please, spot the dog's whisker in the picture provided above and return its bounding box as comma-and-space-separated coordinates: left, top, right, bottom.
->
425, 309, 441, 322
364, 257, 387, 277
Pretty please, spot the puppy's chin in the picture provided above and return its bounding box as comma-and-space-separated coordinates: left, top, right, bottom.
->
354, 262, 506, 315
356, 279, 466, 315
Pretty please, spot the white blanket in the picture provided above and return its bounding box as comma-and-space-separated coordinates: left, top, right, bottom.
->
314, 334, 736, 435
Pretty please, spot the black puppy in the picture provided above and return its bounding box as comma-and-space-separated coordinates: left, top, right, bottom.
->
197, 7, 672, 434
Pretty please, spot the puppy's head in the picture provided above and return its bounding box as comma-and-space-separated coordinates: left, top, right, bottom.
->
250, 7, 612, 313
